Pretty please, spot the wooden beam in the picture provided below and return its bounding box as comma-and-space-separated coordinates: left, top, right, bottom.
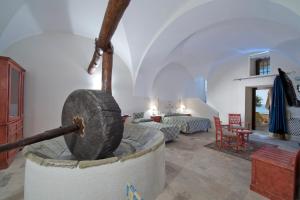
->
102, 44, 113, 93
87, 0, 130, 77
98, 0, 131, 51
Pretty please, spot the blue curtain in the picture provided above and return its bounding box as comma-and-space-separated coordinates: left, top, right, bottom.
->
269, 76, 287, 134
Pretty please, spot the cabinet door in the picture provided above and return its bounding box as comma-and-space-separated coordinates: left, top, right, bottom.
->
20, 72, 24, 117
0, 62, 9, 123
17, 120, 23, 140
9, 66, 21, 120
8, 123, 17, 159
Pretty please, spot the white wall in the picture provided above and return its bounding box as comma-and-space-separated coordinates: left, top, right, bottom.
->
2, 33, 219, 137
184, 98, 218, 120
149, 63, 217, 121
207, 51, 300, 124
3, 33, 148, 137
152, 63, 206, 101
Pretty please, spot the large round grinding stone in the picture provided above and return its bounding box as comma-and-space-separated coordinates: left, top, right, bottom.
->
61, 90, 123, 160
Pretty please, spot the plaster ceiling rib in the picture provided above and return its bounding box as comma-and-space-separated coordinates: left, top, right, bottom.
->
134, 0, 214, 82
0, 0, 25, 38
0, 0, 133, 79
121, 0, 188, 79
188, 18, 300, 80
133, 0, 300, 97
0, 3, 42, 53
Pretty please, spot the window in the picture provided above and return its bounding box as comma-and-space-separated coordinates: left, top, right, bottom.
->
249, 54, 271, 76
255, 57, 270, 75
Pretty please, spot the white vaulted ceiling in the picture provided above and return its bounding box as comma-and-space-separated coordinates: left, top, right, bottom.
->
1, 0, 300, 96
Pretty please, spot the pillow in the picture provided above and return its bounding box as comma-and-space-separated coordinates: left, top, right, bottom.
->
132, 118, 152, 123
132, 112, 144, 119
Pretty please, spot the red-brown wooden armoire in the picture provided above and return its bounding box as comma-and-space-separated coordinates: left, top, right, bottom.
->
0, 56, 25, 169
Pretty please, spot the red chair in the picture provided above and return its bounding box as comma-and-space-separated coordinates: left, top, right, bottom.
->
228, 113, 252, 146
214, 116, 239, 150
228, 114, 243, 131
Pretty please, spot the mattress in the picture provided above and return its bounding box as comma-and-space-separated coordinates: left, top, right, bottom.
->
162, 116, 211, 134
287, 118, 300, 137
287, 106, 300, 119
138, 121, 180, 142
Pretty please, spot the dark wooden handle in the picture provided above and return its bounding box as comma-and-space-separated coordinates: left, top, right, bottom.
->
0, 124, 79, 153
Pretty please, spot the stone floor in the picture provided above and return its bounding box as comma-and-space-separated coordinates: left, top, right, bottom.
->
0, 131, 299, 200
0, 153, 25, 200
157, 132, 299, 200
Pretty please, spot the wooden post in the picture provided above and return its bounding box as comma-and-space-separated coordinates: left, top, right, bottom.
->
87, 39, 102, 74
97, 0, 131, 51
102, 45, 113, 94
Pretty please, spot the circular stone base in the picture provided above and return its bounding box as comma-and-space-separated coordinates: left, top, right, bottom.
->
23, 124, 165, 200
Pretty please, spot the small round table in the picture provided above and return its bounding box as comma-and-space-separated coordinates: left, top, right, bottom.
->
236, 129, 252, 150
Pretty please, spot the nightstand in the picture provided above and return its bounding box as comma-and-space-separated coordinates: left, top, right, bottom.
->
122, 115, 130, 123
151, 116, 162, 123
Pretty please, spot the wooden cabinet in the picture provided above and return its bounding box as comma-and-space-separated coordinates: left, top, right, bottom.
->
251, 146, 300, 200
0, 56, 25, 169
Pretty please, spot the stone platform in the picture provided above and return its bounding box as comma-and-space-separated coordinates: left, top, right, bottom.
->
23, 124, 165, 200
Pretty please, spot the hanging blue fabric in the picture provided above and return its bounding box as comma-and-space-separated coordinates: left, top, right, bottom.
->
269, 75, 287, 134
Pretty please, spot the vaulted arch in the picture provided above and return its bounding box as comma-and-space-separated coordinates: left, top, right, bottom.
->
134, 0, 300, 96
0, 0, 132, 73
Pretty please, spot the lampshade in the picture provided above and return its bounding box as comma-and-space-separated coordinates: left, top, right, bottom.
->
151, 104, 157, 110
180, 104, 186, 109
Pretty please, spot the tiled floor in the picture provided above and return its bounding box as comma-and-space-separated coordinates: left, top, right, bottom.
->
0, 131, 299, 200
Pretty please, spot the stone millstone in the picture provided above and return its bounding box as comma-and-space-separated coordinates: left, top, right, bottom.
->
61, 89, 123, 160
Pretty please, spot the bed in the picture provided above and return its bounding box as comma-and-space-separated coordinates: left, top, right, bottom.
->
137, 121, 180, 142
162, 114, 211, 134
287, 107, 300, 137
